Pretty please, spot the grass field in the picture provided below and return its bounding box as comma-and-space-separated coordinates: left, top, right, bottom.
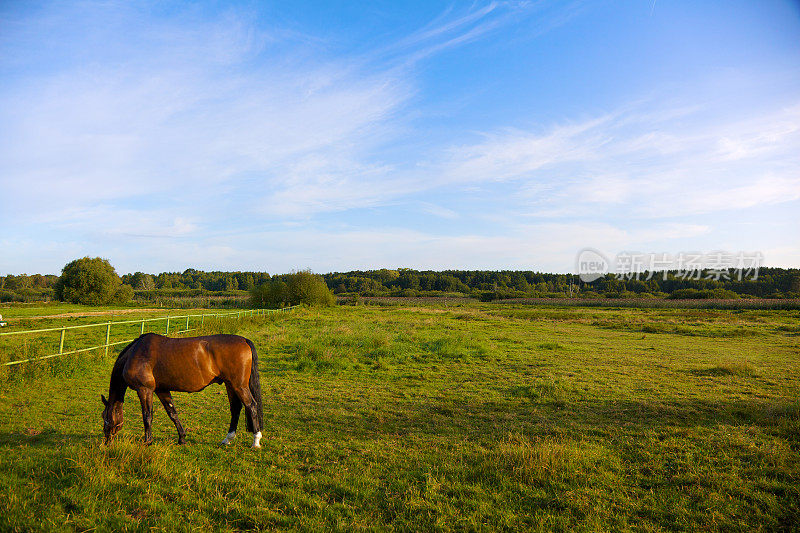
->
0, 303, 798, 531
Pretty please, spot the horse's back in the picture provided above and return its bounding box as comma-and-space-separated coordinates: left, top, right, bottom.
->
123, 333, 253, 393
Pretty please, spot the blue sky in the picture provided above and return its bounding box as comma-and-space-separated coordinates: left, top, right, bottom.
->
1, 0, 799, 275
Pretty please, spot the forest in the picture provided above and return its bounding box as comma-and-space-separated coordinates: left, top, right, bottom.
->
1, 266, 799, 303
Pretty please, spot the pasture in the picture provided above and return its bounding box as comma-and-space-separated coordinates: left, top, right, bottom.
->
0, 303, 798, 531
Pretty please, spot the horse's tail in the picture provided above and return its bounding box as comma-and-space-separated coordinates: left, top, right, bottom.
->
244, 338, 263, 433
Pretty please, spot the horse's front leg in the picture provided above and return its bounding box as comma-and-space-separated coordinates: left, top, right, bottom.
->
136, 388, 154, 445
156, 391, 186, 445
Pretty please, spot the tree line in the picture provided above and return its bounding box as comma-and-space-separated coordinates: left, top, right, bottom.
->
322, 267, 800, 299
2, 262, 799, 304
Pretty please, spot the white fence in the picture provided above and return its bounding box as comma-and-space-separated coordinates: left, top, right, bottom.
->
0, 306, 297, 366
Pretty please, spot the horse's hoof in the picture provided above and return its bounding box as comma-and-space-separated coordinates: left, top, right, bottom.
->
252, 444, 261, 449
177, 439, 186, 445
220, 431, 236, 446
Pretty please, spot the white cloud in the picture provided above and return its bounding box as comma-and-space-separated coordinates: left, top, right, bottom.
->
437, 116, 612, 184
419, 202, 460, 219
432, 101, 800, 219
263, 220, 710, 273
715, 105, 800, 161
654, 175, 800, 216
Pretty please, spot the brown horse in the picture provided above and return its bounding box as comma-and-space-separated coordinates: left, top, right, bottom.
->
101, 333, 264, 448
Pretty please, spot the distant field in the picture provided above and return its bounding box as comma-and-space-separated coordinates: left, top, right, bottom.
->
0, 303, 798, 531
351, 295, 800, 310
0, 302, 170, 322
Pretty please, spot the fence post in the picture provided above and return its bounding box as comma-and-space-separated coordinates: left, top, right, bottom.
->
166, 317, 170, 335
59, 328, 65, 355
186, 315, 190, 331
105, 322, 111, 356
141, 320, 145, 334
201, 314, 205, 327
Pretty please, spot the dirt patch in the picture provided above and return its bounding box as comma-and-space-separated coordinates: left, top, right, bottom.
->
24, 308, 163, 320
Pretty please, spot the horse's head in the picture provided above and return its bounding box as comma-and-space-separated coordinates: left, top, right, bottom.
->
101, 394, 123, 443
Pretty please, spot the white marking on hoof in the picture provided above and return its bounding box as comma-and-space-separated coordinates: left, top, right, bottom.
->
252, 431, 262, 449
221, 431, 236, 445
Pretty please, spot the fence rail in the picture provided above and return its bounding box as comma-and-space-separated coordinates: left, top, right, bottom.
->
0, 306, 297, 367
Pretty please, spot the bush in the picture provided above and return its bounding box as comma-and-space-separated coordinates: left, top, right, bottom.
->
0, 289, 23, 303
250, 270, 334, 308
287, 271, 335, 306
249, 280, 289, 308
668, 288, 740, 300
580, 291, 602, 299
479, 289, 529, 301
113, 284, 134, 304
54, 257, 127, 305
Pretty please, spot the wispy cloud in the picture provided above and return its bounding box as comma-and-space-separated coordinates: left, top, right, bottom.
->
431, 101, 800, 219
3, 1, 559, 226
419, 202, 460, 220
0, 7, 415, 229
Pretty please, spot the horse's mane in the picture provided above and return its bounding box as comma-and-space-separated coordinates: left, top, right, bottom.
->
108, 335, 144, 401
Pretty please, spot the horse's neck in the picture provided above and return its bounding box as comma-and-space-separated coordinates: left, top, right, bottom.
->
108, 378, 127, 403
108, 353, 128, 402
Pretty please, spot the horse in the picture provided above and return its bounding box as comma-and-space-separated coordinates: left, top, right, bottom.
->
100, 332, 264, 448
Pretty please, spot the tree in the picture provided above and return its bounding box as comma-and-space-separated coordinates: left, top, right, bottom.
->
54, 257, 131, 305
790, 274, 800, 296
249, 270, 334, 308
286, 270, 335, 306
224, 275, 238, 291
130, 272, 155, 290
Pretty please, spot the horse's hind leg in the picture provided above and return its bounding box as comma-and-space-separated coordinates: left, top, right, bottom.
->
221, 382, 242, 446
156, 391, 186, 445
231, 385, 261, 448
136, 388, 154, 445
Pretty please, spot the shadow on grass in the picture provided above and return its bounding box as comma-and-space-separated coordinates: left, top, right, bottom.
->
689, 363, 757, 377
264, 393, 800, 443
0, 428, 92, 448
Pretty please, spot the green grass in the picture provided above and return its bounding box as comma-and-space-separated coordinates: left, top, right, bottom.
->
1, 303, 798, 531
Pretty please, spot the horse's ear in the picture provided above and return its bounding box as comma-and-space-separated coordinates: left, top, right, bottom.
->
101, 394, 108, 406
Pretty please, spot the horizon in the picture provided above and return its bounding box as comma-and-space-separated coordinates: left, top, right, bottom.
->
6, 262, 797, 279
2, 1, 799, 275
